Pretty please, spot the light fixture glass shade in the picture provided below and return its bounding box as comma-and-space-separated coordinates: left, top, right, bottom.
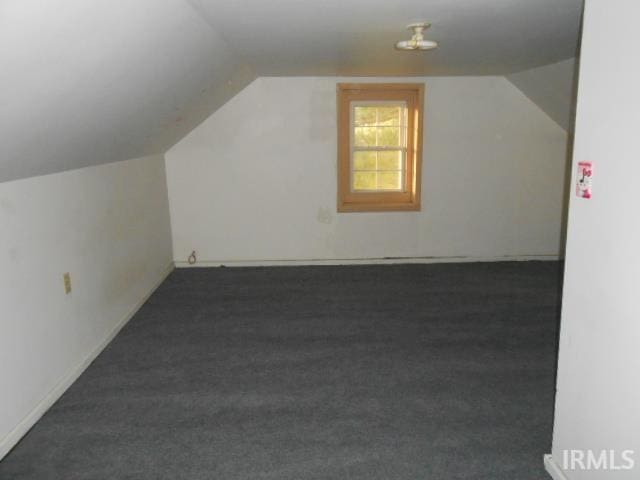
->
395, 22, 438, 51
395, 39, 438, 51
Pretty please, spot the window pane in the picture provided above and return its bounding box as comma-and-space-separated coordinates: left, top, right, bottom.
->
354, 107, 377, 126
354, 126, 376, 146
353, 151, 376, 170
350, 102, 407, 192
378, 171, 402, 190
353, 172, 376, 190
378, 127, 400, 147
377, 107, 402, 126
378, 151, 402, 170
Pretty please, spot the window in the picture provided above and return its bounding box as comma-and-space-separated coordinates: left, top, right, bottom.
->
337, 83, 424, 212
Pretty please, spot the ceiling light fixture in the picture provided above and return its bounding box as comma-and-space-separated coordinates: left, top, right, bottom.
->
395, 23, 438, 51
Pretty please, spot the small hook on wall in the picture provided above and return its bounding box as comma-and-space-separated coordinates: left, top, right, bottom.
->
188, 251, 197, 265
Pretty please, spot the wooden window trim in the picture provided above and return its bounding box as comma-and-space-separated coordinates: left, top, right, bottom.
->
337, 83, 424, 212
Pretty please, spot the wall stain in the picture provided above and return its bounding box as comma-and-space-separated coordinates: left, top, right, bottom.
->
316, 207, 333, 225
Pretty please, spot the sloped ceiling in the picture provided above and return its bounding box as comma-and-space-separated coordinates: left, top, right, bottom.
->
507, 59, 579, 132
0, 0, 583, 183
0, 0, 254, 183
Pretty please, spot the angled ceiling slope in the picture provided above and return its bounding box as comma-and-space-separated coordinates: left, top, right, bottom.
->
0, 0, 254, 183
0, 0, 583, 183
507, 59, 579, 132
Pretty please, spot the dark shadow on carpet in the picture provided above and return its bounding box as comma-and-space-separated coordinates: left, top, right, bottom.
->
0, 262, 562, 480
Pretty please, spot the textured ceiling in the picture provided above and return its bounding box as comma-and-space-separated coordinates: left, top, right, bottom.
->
0, 0, 583, 183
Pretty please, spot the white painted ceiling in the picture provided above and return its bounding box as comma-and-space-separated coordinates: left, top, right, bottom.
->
0, 0, 253, 182
0, 0, 583, 183
192, 0, 584, 76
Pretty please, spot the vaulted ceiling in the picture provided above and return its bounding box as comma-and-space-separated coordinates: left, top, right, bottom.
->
0, 0, 583, 183
507, 58, 578, 132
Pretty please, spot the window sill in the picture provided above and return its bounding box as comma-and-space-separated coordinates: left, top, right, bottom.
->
337, 201, 421, 212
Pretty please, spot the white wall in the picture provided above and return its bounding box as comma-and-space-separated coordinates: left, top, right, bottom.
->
547, 1, 640, 479
0, 155, 173, 459
166, 76, 569, 266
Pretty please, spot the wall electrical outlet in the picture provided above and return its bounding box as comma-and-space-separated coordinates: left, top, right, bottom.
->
63, 272, 72, 294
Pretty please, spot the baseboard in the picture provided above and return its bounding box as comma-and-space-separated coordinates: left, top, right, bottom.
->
0, 262, 175, 461
545, 454, 571, 480
175, 254, 560, 268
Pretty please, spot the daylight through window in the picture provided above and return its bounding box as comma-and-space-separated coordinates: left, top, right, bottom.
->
337, 83, 424, 212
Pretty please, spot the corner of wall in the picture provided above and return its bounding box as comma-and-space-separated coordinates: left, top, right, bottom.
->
505, 58, 578, 132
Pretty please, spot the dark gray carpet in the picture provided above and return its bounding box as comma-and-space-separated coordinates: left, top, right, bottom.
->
0, 262, 561, 480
